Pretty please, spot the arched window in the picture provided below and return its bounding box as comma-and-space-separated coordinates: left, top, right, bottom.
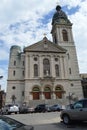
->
54, 34, 57, 44
43, 59, 50, 76
62, 29, 68, 41
34, 64, 38, 77
55, 86, 62, 91
14, 60, 16, 66
55, 64, 59, 77
44, 87, 51, 92
33, 87, 40, 92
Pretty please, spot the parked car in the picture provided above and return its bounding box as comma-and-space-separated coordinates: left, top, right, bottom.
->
0, 115, 34, 130
34, 104, 51, 113
1, 104, 19, 115
50, 104, 62, 112
19, 105, 29, 114
60, 98, 87, 125
28, 107, 35, 113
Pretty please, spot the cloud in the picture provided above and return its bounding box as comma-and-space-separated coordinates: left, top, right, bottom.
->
0, 0, 87, 91
69, 0, 87, 73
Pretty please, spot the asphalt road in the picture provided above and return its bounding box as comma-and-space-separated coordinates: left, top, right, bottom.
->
6, 112, 61, 125
6, 112, 87, 130
34, 122, 87, 130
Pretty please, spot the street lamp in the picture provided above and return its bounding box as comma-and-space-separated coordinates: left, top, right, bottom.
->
68, 92, 74, 105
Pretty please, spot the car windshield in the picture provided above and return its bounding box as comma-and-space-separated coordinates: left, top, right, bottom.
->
0, 116, 23, 129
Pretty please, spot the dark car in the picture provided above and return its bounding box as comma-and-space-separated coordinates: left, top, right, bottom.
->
0, 115, 34, 130
34, 104, 50, 113
50, 104, 62, 112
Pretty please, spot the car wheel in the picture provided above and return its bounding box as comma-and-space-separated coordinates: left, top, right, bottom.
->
62, 114, 71, 125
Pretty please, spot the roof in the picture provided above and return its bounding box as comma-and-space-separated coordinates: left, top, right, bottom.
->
24, 37, 67, 54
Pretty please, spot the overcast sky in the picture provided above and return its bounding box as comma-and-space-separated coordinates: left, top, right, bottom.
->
0, 0, 87, 91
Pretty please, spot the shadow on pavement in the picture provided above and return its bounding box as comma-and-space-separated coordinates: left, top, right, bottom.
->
34, 121, 87, 130
53, 121, 87, 129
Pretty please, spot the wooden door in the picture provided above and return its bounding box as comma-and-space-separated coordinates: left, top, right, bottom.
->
44, 92, 51, 99
33, 92, 39, 100
55, 92, 62, 99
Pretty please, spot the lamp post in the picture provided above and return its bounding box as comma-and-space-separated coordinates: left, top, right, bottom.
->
69, 92, 74, 105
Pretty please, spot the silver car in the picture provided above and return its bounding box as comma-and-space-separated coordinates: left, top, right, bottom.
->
60, 98, 87, 124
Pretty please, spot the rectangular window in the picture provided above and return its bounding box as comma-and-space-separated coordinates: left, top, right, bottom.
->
13, 70, 15, 76
22, 91, 24, 96
69, 68, 71, 74
67, 53, 70, 59
22, 71, 25, 76
23, 61, 25, 66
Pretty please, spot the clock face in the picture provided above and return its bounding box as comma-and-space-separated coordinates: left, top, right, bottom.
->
60, 19, 66, 23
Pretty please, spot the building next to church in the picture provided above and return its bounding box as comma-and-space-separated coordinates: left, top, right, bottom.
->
6, 5, 83, 106
80, 74, 87, 98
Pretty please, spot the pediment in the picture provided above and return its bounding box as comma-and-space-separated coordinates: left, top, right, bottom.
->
24, 37, 67, 53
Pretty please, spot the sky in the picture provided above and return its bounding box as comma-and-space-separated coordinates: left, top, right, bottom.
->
0, 0, 87, 91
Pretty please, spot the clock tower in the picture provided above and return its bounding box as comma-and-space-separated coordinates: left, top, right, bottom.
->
51, 5, 83, 98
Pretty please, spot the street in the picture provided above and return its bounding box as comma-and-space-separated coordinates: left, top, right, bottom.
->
6, 112, 87, 130
34, 122, 87, 130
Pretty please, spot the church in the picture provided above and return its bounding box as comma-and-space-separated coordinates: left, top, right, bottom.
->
6, 5, 83, 106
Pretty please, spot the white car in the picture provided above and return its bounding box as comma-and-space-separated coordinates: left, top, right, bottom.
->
9, 105, 19, 114
2, 104, 19, 114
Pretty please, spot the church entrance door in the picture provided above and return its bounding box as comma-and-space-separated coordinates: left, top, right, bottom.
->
33, 92, 39, 100
32, 86, 40, 100
44, 86, 51, 99
55, 92, 62, 98
44, 92, 51, 99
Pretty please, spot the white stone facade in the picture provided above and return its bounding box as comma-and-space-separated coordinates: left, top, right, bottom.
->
6, 5, 83, 106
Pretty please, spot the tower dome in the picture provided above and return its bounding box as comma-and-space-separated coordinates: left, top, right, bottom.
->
52, 5, 71, 25
10, 45, 21, 56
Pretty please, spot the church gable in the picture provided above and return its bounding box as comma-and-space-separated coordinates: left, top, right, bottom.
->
24, 37, 67, 53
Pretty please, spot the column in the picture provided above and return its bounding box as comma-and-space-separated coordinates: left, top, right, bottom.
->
59, 56, 64, 79
63, 55, 69, 78
40, 92, 45, 100
29, 55, 33, 78
39, 56, 43, 77
51, 56, 55, 77
51, 81, 56, 99
25, 54, 29, 78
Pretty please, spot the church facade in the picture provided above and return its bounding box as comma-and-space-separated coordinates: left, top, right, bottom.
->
6, 5, 83, 106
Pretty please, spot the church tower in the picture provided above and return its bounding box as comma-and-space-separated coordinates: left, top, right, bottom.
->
51, 5, 83, 98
